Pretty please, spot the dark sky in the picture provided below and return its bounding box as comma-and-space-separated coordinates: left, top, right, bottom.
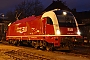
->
0, 0, 90, 13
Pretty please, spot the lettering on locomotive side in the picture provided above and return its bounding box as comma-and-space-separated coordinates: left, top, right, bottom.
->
16, 27, 27, 33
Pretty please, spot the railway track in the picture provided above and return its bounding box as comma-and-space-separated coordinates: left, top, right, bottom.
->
1, 41, 90, 60
3, 49, 55, 60
0, 44, 56, 60
51, 45, 90, 59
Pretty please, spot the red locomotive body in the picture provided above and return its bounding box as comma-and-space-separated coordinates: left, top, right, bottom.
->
6, 9, 81, 50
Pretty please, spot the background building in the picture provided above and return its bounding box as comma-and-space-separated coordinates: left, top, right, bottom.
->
0, 14, 10, 40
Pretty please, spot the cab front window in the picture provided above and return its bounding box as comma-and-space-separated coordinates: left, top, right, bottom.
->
54, 10, 76, 27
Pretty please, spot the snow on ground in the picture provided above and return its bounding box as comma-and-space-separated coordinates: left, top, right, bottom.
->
0, 44, 89, 60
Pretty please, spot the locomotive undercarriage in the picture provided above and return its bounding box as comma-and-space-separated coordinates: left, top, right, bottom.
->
28, 40, 54, 51
56, 37, 75, 50
8, 39, 54, 51
7, 36, 76, 51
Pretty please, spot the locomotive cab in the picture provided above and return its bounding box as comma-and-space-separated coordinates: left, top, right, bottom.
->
42, 9, 81, 36
42, 9, 81, 50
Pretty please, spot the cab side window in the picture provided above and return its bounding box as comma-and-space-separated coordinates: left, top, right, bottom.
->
47, 17, 53, 25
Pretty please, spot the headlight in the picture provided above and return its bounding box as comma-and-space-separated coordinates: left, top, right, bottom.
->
77, 30, 81, 35
56, 30, 60, 35
63, 12, 67, 15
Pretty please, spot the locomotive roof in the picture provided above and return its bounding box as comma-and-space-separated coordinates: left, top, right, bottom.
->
12, 16, 41, 24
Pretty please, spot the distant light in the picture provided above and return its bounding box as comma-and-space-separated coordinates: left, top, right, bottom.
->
63, 12, 67, 15
2, 14, 4, 17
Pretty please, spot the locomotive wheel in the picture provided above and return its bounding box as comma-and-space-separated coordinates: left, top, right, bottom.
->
13, 40, 18, 46
68, 43, 74, 50
8, 40, 12, 44
15, 41, 21, 46
45, 44, 54, 51
46, 46, 52, 51
31, 41, 39, 49
34, 45, 38, 49
34, 42, 39, 49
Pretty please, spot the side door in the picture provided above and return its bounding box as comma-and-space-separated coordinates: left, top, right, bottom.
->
46, 17, 54, 35
42, 18, 47, 35
42, 17, 54, 35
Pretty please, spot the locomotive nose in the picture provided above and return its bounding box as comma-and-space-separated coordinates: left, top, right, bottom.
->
59, 27, 78, 35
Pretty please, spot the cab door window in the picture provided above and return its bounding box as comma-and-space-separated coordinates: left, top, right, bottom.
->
47, 17, 53, 25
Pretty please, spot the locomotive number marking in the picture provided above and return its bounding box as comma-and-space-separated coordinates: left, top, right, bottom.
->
67, 28, 73, 31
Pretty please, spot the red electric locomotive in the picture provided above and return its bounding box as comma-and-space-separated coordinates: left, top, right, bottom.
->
6, 9, 81, 50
